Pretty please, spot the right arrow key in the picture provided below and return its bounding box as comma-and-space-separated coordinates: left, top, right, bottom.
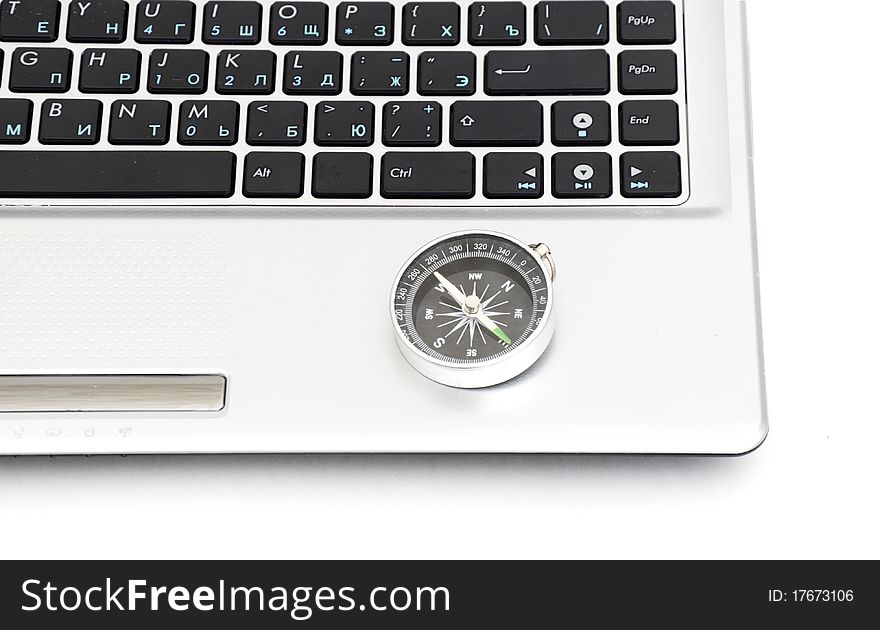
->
621, 152, 682, 198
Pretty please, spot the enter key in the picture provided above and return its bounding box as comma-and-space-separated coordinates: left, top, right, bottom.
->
484, 50, 610, 95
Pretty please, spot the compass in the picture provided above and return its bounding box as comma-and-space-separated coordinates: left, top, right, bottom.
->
391, 231, 557, 389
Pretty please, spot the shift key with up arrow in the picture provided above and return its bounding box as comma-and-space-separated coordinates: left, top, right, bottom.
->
451, 101, 542, 146
485, 50, 610, 95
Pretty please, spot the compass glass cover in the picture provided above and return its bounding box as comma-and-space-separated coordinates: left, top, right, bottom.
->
393, 233, 550, 365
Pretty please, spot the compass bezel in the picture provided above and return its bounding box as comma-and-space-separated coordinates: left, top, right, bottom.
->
390, 230, 556, 389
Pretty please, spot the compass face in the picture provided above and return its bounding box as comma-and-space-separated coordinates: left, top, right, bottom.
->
392, 233, 551, 368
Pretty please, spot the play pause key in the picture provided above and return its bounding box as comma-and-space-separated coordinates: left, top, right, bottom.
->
552, 153, 612, 199
621, 152, 681, 198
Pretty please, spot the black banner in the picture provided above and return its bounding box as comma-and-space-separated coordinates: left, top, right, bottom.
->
0, 561, 875, 627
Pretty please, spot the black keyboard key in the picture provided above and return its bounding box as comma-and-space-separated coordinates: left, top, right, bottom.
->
484, 152, 543, 199
67, 0, 128, 42
9, 48, 72, 92
203, 1, 262, 45
451, 101, 541, 147
216, 50, 275, 94
417, 51, 475, 95
269, 1, 327, 44
135, 0, 195, 43
382, 101, 441, 147
552, 153, 612, 198
351, 51, 409, 95
178, 100, 239, 145
80, 49, 141, 93
485, 50, 609, 95
336, 2, 393, 45
314, 101, 373, 146
244, 151, 305, 198
535, 1, 609, 45
619, 50, 678, 95
246, 100, 306, 146
551, 101, 611, 146
0, 0, 59, 42
282, 51, 342, 94
403, 2, 459, 45
618, 1, 676, 44
0, 98, 33, 144
312, 152, 373, 198
148, 49, 208, 94
109, 99, 171, 144
381, 152, 474, 199
468, 1, 525, 45
621, 151, 681, 198
620, 100, 679, 145
0, 151, 235, 197
39, 98, 102, 144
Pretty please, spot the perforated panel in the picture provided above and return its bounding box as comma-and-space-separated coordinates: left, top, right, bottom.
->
0, 228, 229, 368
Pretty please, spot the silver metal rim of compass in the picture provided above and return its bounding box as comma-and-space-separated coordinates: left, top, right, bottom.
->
389, 230, 557, 390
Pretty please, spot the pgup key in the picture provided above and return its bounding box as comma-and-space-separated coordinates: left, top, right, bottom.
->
618, 1, 677, 44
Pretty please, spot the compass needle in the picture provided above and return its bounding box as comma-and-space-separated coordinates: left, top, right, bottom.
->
434, 272, 466, 304
475, 311, 513, 345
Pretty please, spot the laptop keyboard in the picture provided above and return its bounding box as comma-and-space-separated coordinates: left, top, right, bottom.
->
0, 0, 689, 205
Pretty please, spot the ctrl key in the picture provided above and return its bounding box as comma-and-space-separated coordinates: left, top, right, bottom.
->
621, 152, 681, 198
243, 152, 304, 198
381, 152, 475, 199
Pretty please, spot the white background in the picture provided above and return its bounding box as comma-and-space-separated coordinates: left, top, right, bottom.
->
2, 0, 879, 559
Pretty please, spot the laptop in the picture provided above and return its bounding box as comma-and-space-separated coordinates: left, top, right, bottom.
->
0, 0, 766, 454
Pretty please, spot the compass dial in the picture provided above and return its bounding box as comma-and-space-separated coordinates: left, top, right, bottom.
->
391, 232, 555, 388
